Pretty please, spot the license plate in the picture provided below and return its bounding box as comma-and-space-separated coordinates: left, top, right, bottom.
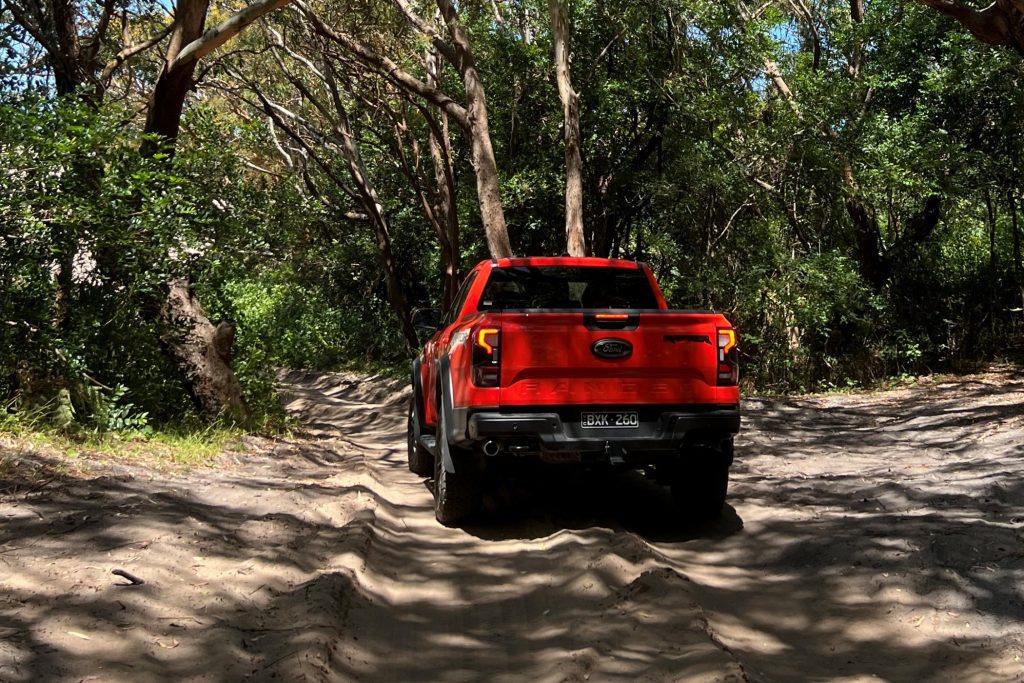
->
580, 412, 639, 429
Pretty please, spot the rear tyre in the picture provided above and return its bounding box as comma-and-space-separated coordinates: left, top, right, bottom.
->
671, 444, 731, 521
407, 399, 434, 476
433, 409, 481, 526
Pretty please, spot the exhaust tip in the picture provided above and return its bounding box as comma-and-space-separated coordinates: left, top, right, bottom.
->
482, 440, 500, 457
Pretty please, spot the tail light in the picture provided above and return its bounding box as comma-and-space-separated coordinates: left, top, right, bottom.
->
472, 327, 501, 387
717, 328, 738, 386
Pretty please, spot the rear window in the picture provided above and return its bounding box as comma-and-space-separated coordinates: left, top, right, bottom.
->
478, 266, 659, 310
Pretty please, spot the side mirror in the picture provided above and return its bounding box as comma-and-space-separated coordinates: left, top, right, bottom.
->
412, 308, 441, 339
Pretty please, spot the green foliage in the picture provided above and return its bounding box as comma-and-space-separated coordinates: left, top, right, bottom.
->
75, 383, 151, 434
3, 0, 1024, 432
0, 97, 327, 428
1, 97, 180, 422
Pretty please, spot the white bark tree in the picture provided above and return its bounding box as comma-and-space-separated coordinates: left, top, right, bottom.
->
549, 0, 586, 256
304, 0, 513, 259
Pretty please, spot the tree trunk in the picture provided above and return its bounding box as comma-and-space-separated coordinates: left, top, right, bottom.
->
549, 0, 586, 257
162, 280, 250, 423
1010, 190, 1022, 309
985, 187, 998, 332
983, 187, 999, 331
140, 0, 210, 152
985, 187, 997, 276
433, 118, 460, 313
845, 197, 886, 288
336, 110, 420, 353
466, 91, 512, 259
436, 0, 513, 259
143, 0, 293, 146
903, 195, 942, 243
51, 231, 75, 330
426, 45, 461, 312
521, 1, 534, 44
141, 0, 250, 421
849, 0, 866, 76
141, 63, 200, 152
592, 175, 614, 257
157, 265, 250, 424
49, 0, 88, 96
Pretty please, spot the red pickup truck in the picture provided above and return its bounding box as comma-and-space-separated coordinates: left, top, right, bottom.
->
408, 257, 740, 525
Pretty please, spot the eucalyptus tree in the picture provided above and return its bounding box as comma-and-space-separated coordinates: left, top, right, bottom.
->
138, 0, 299, 423
2, 0, 296, 423
281, 1, 471, 303
217, 15, 424, 352
549, 0, 585, 256
299, 0, 513, 260
142, 0, 293, 148
0, 0, 173, 98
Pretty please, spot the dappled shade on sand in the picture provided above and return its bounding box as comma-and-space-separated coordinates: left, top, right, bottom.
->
2, 369, 1024, 681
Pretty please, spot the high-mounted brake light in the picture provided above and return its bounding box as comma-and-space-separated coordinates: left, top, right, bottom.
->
472, 327, 501, 387
717, 328, 739, 386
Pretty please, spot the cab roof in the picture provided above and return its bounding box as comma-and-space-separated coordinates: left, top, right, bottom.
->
489, 257, 642, 269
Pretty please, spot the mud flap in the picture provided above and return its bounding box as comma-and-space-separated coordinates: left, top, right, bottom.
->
438, 356, 458, 474
411, 357, 427, 433
410, 358, 424, 446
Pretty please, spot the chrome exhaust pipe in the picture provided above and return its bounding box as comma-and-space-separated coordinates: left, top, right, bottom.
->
482, 440, 500, 457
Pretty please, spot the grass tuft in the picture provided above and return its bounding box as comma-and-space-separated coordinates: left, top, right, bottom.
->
0, 416, 251, 475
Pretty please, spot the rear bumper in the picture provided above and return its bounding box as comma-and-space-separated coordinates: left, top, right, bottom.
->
453, 404, 740, 453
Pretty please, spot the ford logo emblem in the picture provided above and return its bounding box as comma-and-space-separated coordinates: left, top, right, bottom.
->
592, 338, 633, 360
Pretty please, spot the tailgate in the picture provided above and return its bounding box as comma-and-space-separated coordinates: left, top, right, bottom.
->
498, 312, 726, 406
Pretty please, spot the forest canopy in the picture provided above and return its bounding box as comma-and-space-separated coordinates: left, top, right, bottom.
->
1, 0, 1022, 429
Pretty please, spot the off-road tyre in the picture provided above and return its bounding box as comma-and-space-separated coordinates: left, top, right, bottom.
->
433, 411, 481, 526
671, 445, 731, 521
407, 399, 434, 476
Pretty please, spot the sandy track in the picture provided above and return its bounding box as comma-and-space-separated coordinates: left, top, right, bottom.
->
2, 369, 1023, 682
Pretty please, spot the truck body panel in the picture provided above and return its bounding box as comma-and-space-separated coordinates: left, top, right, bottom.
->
411, 257, 741, 524
496, 311, 734, 406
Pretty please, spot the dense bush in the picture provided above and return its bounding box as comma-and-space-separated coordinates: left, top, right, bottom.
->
2, 0, 1023, 433
0, 98, 419, 429
2, 101, 288, 426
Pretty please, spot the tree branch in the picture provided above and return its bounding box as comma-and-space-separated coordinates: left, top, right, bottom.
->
295, 1, 470, 131
389, 0, 460, 65
268, 116, 294, 168
84, 0, 117, 62
268, 44, 337, 127
263, 22, 324, 79
915, 0, 1012, 47
171, 0, 293, 71
251, 87, 356, 198
3, 0, 57, 55
100, 21, 176, 84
